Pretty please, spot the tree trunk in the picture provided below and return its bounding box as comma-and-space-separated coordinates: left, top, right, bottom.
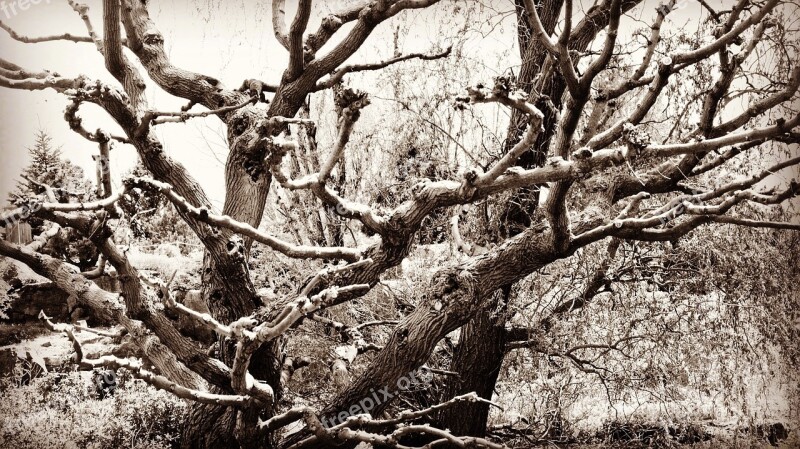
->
433, 0, 643, 438
436, 287, 510, 436
183, 89, 310, 449
434, 1, 564, 438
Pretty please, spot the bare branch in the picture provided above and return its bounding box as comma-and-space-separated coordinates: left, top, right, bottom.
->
136, 97, 253, 138
451, 207, 472, 255
68, 0, 105, 52
272, 0, 290, 50
631, 0, 676, 81
65, 99, 130, 143
304, 2, 366, 58
158, 284, 235, 338
522, 0, 580, 95
287, 0, 313, 79
305, 0, 443, 79
714, 65, 800, 136
0, 17, 94, 44
672, 0, 778, 66
103, 0, 147, 110
127, 177, 362, 262
0, 69, 91, 92
270, 392, 505, 449
648, 114, 799, 157
315, 46, 452, 90
120, 1, 232, 109
580, 0, 621, 90
39, 312, 252, 407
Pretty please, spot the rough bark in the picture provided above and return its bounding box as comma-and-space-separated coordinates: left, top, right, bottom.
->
435, 0, 639, 439
435, 287, 510, 437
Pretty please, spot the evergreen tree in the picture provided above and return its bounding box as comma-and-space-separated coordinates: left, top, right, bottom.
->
9, 130, 98, 270
120, 161, 195, 251
11, 130, 93, 205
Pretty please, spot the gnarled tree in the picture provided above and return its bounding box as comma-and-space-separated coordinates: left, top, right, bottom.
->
1, 0, 798, 448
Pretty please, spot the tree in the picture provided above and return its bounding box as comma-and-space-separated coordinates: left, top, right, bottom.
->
0, 1, 798, 448
9, 130, 98, 270
118, 161, 197, 249
11, 130, 93, 206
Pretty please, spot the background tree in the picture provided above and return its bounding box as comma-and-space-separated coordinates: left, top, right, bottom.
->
11, 130, 94, 207
8, 130, 98, 270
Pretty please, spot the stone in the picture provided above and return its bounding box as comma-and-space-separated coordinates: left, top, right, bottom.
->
173, 289, 215, 343
4, 275, 118, 325
5, 283, 69, 323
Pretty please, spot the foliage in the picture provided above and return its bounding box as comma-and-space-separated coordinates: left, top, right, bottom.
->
0, 370, 186, 449
8, 130, 98, 271
118, 162, 198, 254
494, 215, 800, 439
11, 130, 94, 206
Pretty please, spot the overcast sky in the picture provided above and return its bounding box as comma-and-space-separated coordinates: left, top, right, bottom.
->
0, 0, 483, 207
1, 0, 790, 209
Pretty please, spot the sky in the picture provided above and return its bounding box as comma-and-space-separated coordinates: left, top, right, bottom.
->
0, 0, 471, 208
0, 0, 790, 210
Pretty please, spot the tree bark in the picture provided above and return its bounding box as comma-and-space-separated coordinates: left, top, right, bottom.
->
435, 287, 510, 437
435, 0, 643, 439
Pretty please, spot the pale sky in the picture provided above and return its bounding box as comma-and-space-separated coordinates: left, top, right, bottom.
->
0, 0, 482, 207
0, 0, 776, 209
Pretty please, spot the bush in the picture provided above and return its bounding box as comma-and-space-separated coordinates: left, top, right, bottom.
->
0, 369, 186, 449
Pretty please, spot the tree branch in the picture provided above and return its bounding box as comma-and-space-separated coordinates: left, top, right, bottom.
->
287, 0, 313, 79
39, 312, 252, 407
315, 46, 452, 90
127, 177, 362, 262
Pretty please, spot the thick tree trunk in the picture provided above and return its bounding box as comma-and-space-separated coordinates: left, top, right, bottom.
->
436, 288, 510, 437
183, 91, 309, 449
183, 403, 238, 449
434, 1, 564, 438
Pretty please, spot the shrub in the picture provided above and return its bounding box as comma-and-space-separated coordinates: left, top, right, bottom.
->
0, 369, 186, 449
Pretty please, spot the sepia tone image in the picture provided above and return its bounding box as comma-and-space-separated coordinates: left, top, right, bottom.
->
0, 0, 798, 448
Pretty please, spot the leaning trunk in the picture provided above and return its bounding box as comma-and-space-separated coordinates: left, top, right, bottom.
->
436, 288, 509, 436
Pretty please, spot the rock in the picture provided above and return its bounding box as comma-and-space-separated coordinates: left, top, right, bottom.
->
6, 283, 70, 323
4, 276, 117, 325
173, 289, 215, 343
750, 423, 790, 446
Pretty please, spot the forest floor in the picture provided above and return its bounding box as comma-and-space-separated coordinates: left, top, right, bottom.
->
1, 324, 795, 449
